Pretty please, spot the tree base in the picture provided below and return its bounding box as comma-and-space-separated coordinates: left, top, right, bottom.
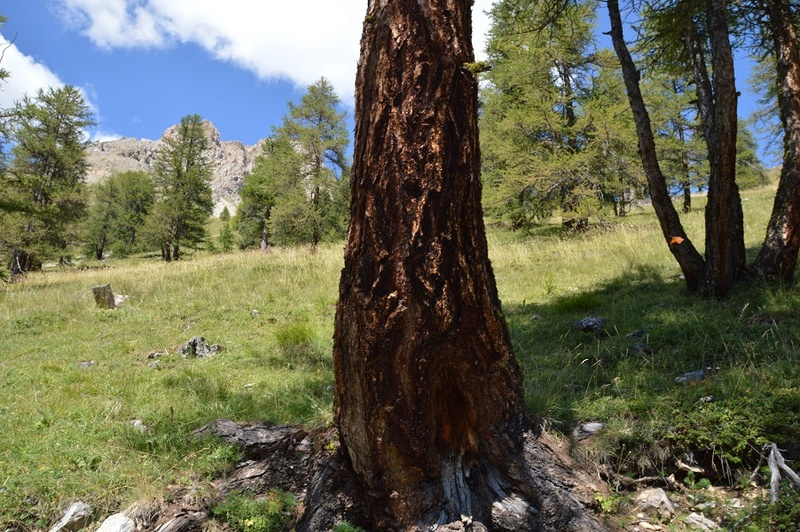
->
196, 420, 608, 531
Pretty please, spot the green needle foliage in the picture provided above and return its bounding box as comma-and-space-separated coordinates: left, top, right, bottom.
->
0, 86, 95, 276
235, 78, 349, 251
144, 114, 214, 261
83, 170, 155, 260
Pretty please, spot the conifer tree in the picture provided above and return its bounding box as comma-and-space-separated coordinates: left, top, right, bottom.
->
0, 86, 94, 276
84, 170, 155, 259
236, 78, 349, 251
145, 114, 214, 261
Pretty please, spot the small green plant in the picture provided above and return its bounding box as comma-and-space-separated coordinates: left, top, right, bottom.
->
734, 488, 800, 531
684, 470, 712, 490
211, 490, 295, 532
594, 491, 623, 514
333, 521, 366, 532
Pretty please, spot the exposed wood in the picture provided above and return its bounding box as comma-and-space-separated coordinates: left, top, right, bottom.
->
767, 442, 800, 504
323, 0, 608, 528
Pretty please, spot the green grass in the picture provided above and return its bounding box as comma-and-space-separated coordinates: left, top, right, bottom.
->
0, 248, 341, 528
1, 185, 799, 528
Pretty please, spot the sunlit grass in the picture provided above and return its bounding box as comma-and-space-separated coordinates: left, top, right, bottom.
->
1, 184, 798, 528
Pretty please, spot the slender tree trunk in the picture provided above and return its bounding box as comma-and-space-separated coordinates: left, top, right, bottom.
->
310, 185, 320, 254
607, 0, 705, 292
676, 119, 693, 213
751, 0, 800, 281
683, 181, 693, 213
9, 249, 33, 280
260, 209, 271, 253
327, 1, 604, 529
701, 0, 746, 297
95, 233, 106, 261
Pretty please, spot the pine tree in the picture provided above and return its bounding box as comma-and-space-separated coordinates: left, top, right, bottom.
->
480, 0, 637, 229
84, 170, 155, 259
146, 114, 214, 261
0, 86, 95, 276
236, 78, 350, 251
218, 206, 234, 253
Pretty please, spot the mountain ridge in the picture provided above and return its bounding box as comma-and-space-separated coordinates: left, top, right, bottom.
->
85, 120, 265, 216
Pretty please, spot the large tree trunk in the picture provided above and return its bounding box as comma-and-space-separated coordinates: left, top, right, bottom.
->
325, 1, 604, 529
751, 0, 800, 282
700, 0, 746, 297
607, 0, 705, 293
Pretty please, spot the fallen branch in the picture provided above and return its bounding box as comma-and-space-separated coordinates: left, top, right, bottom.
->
767, 443, 800, 503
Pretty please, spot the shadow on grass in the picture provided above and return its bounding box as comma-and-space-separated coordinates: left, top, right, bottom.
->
505, 265, 800, 478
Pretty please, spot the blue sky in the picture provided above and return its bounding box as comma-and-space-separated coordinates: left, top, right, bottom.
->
1, 0, 769, 161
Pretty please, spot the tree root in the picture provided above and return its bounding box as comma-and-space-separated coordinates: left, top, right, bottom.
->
193, 420, 608, 531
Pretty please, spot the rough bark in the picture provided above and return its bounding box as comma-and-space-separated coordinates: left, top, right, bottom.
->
701, 0, 746, 297
607, 0, 705, 293
325, 1, 605, 529
751, 0, 800, 282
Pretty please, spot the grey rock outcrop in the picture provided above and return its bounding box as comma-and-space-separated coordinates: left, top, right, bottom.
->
86, 121, 265, 216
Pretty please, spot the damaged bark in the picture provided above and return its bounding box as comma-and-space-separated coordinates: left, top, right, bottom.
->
308, 0, 608, 529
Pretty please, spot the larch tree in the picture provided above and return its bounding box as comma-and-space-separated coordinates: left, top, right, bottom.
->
84, 170, 155, 260
146, 114, 214, 261
236, 79, 350, 251
608, 0, 750, 297
273, 77, 350, 251
0, 86, 94, 277
607, 0, 706, 292
750, 0, 800, 282
301, 0, 606, 530
480, 0, 606, 228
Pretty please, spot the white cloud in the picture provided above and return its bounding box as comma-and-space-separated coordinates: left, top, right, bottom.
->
57, 0, 496, 102
0, 33, 118, 141
0, 32, 64, 108
87, 129, 122, 142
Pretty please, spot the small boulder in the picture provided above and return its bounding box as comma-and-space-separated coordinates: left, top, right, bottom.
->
675, 367, 717, 385
92, 284, 116, 309
635, 488, 675, 521
625, 328, 648, 339
573, 422, 605, 441
684, 512, 718, 531
96, 513, 134, 532
179, 336, 222, 359
49, 501, 92, 532
574, 317, 606, 333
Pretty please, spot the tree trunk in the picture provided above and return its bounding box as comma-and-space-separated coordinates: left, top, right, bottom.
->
751, 0, 800, 282
260, 211, 271, 253
676, 118, 693, 214
700, 0, 746, 297
607, 0, 705, 292
683, 181, 692, 213
95, 233, 106, 261
326, 1, 604, 529
9, 249, 34, 280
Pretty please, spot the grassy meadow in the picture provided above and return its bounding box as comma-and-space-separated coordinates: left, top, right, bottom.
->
2, 184, 800, 529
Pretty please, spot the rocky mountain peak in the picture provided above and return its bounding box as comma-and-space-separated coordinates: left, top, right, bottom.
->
86, 120, 265, 216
